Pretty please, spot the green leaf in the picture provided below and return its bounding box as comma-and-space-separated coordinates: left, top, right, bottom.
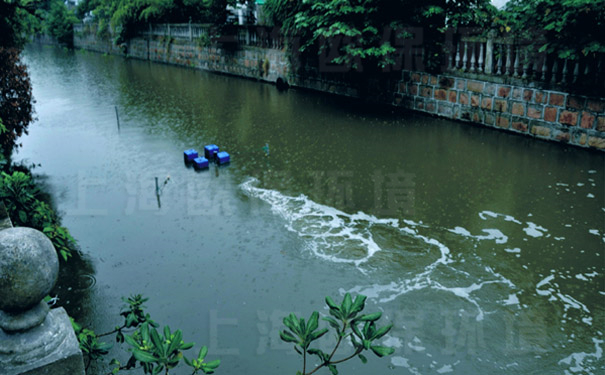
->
325, 296, 340, 310
322, 316, 341, 331
132, 348, 157, 363
280, 330, 299, 344
150, 328, 165, 357
350, 295, 367, 315
341, 293, 352, 315
328, 364, 339, 375
307, 311, 319, 334
356, 312, 382, 322
371, 324, 393, 340
198, 346, 208, 360
358, 354, 368, 364
205, 359, 220, 369
310, 328, 329, 341
370, 345, 395, 357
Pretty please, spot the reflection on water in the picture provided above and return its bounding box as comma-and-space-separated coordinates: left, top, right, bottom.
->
20, 44, 604, 374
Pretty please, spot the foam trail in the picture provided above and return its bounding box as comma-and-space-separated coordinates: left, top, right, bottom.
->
242, 178, 407, 266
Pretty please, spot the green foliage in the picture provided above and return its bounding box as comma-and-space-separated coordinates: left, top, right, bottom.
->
496, 0, 605, 60
0, 170, 75, 260
44, 0, 78, 46
264, 0, 493, 71
0, 47, 35, 160
74, 294, 220, 375
0, 0, 41, 48
281, 293, 394, 375
76, 0, 234, 45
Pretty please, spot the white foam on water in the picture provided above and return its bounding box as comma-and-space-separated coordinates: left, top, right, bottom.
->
558, 338, 603, 374
587, 193, 595, 198
241, 178, 401, 266
390, 356, 422, 375
478, 210, 522, 224
504, 247, 521, 254
242, 179, 517, 322
436, 364, 454, 373
523, 222, 548, 237
502, 294, 520, 305
588, 229, 600, 236
449, 226, 508, 244
536, 274, 593, 326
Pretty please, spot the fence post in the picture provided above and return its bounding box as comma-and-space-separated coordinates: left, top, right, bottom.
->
189, 20, 192, 41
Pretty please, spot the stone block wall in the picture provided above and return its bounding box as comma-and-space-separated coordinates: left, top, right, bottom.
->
393, 71, 605, 151
75, 34, 289, 84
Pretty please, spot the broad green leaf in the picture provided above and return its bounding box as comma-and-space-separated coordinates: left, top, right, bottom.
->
341, 293, 352, 315
198, 346, 208, 360
280, 330, 299, 344
370, 345, 395, 357
356, 312, 382, 322
307, 311, 319, 334
310, 328, 329, 341
371, 324, 393, 340
358, 354, 368, 363
132, 348, 157, 363
325, 296, 340, 310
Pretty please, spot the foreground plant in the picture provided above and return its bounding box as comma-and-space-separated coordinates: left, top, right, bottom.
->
71, 294, 220, 375
280, 293, 394, 375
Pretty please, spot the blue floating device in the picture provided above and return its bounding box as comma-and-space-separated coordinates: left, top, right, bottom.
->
204, 144, 219, 159
193, 157, 209, 170
184, 149, 198, 162
216, 151, 230, 165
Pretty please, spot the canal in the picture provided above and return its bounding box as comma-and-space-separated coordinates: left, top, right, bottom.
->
19, 45, 604, 374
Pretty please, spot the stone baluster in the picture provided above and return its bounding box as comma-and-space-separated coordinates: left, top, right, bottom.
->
561, 59, 569, 84
532, 54, 540, 80
189, 21, 192, 41
522, 50, 530, 79
513, 47, 520, 77
485, 31, 495, 74
447, 46, 453, 71
462, 41, 468, 72
572, 60, 580, 84
478, 42, 484, 73
167, 23, 171, 38
506, 44, 513, 76
0, 227, 85, 375
541, 55, 548, 81
470, 42, 476, 72
496, 44, 503, 75
455, 42, 461, 69
597, 56, 604, 88
551, 59, 559, 84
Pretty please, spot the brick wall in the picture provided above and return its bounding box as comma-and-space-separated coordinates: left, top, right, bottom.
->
393, 71, 605, 151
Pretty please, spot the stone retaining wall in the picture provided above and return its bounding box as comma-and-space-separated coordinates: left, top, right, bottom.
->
393, 71, 605, 150
72, 32, 605, 151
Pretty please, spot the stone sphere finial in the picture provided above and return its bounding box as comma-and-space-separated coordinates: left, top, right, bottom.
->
0, 227, 58, 313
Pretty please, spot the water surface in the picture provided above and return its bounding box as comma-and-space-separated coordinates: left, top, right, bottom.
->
20, 45, 604, 374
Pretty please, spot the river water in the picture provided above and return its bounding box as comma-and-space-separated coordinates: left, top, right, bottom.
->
19, 45, 604, 374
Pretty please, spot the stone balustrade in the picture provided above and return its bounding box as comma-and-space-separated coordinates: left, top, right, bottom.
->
0, 206, 85, 375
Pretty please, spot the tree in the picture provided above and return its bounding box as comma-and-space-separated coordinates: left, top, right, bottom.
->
498, 0, 605, 60
263, 0, 494, 72
0, 47, 35, 161
44, 0, 78, 46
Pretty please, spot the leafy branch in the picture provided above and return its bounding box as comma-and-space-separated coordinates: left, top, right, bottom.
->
280, 293, 394, 375
71, 294, 220, 375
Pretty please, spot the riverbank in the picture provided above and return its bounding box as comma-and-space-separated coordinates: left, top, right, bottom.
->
66, 26, 605, 152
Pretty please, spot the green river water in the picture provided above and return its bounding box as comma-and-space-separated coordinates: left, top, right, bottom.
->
18, 45, 604, 374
